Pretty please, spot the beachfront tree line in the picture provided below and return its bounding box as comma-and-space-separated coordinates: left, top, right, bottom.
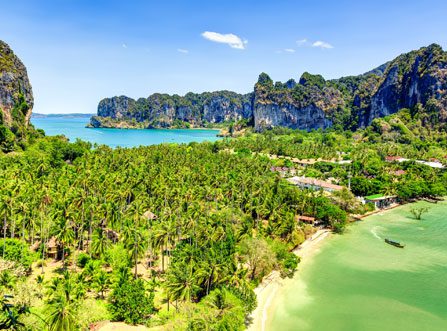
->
0, 135, 351, 330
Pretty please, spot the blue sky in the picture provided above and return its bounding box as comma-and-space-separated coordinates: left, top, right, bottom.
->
2, 0, 447, 114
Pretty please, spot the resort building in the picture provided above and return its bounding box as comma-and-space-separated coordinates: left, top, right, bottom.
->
270, 166, 297, 177
46, 237, 58, 259
287, 176, 344, 192
415, 160, 445, 169
385, 156, 408, 162
295, 215, 317, 226
364, 194, 398, 209
385, 156, 445, 169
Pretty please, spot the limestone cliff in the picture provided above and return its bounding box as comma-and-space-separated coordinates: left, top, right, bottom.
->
366, 44, 447, 125
0, 40, 34, 151
91, 44, 447, 131
90, 91, 253, 128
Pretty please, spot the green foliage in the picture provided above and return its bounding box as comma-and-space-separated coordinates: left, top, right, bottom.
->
44, 272, 84, 331
76, 253, 91, 268
257, 72, 273, 86
0, 239, 34, 270
299, 72, 326, 89
238, 237, 276, 282
0, 294, 30, 331
105, 244, 131, 271
108, 269, 154, 325
187, 288, 246, 331
410, 207, 430, 220
270, 240, 299, 278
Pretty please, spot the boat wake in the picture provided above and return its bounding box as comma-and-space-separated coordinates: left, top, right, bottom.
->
371, 227, 382, 240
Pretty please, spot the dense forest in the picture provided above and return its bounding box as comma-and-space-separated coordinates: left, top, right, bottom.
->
1, 105, 447, 329
0, 134, 348, 330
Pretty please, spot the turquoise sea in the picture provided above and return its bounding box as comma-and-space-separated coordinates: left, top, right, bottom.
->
269, 201, 447, 331
31, 116, 221, 148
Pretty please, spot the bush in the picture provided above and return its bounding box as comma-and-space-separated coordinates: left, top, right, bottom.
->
0, 239, 34, 270
108, 270, 154, 325
77, 253, 91, 268
104, 244, 131, 270
270, 240, 299, 278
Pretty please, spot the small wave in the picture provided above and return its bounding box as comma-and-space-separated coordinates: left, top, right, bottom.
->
371, 227, 382, 240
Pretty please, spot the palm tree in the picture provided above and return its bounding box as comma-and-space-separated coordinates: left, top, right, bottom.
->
94, 270, 110, 299
52, 214, 75, 269
44, 272, 82, 331
123, 224, 146, 278
91, 227, 111, 259
44, 293, 78, 331
165, 262, 200, 304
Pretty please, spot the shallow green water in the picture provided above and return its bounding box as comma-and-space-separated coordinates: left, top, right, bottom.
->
269, 201, 447, 331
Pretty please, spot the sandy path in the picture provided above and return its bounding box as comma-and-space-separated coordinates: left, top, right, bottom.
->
247, 229, 331, 331
94, 322, 150, 331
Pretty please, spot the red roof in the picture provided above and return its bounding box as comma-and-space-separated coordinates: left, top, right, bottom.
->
297, 215, 316, 223
390, 170, 406, 176
385, 156, 402, 162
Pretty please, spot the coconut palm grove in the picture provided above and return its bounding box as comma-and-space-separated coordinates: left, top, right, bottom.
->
1, 1, 447, 330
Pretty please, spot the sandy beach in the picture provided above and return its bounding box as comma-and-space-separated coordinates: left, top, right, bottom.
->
247, 229, 331, 331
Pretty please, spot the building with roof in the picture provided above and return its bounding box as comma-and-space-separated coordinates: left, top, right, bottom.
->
415, 160, 445, 169
46, 237, 58, 259
295, 215, 317, 226
364, 194, 397, 209
287, 176, 344, 192
385, 156, 409, 162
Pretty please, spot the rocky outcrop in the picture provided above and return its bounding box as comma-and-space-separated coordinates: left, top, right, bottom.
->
366, 44, 447, 125
0, 40, 35, 151
253, 72, 343, 131
90, 91, 253, 128
0, 40, 33, 128
254, 103, 332, 130
91, 44, 447, 131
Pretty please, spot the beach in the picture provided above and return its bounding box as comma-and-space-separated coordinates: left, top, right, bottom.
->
254, 201, 447, 331
247, 229, 331, 331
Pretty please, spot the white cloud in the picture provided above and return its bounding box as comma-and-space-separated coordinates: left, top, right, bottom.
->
284, 48, 295, 53
201, 31, 247, 49
177, 48, 189, 54
122, 43, 127, 48
296, 38, 308, 46
312, 41, 334, 49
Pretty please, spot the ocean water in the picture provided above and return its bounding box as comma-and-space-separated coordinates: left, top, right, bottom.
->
31, 116, 221, 148
269, 201, 447, 331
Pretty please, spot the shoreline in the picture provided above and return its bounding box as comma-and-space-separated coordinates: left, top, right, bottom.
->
85, 125, 223, 132
247, 229, 331, 331
246, 201, 430, 331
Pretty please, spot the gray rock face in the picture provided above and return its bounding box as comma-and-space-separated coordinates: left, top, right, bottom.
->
92, 44, 447, 131
202, 96, 252, 123
254, 103, 332, 131
92, 91, 254, 128
367, 45, 447, 124
368, 65, 400, 123
97, 96, 135, 119
0, 41, 34, 127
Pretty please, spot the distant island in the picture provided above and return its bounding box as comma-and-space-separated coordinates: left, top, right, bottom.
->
89, 44, 447, 132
